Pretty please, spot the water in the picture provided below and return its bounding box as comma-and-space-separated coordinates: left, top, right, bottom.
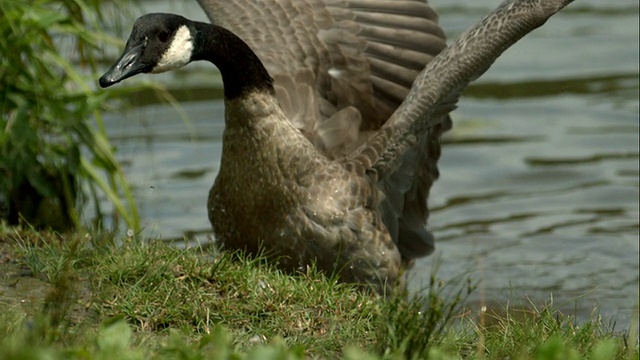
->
98, 0, 639, 326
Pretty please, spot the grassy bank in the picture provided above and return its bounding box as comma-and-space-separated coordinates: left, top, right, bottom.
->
0, 225, 636, 359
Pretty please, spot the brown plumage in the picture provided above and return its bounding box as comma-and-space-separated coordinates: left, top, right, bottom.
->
100, 0, 575, 292
196, 0, 451, 290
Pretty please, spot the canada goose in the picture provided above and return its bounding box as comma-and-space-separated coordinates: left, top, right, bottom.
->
99, 0, 574, 292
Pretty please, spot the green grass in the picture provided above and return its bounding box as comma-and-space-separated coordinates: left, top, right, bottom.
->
0, 225, 636, 359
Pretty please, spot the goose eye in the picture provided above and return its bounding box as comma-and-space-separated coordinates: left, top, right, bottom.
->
157, 30, 170, 42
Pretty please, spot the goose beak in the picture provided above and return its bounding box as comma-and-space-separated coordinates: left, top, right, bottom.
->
99, 43, 146, 88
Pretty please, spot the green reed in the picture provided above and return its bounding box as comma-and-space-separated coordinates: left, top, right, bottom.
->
0, 0, 169, 232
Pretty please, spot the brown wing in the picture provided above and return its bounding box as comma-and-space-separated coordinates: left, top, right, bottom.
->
196, 0, 446, 140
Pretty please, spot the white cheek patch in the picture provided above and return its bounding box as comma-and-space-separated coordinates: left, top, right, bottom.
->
152, 25, 193, 73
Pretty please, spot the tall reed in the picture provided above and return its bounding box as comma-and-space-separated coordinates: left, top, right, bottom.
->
1, 0, 164, 232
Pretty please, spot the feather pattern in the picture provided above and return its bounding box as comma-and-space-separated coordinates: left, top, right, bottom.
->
196, 0, 450, 271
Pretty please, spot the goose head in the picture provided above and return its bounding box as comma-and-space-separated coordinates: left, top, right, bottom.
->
99, 13, 195, 88
100, 13, 273, 98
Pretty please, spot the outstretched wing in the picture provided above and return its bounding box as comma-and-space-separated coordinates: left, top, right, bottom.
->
196, 0, 447, 140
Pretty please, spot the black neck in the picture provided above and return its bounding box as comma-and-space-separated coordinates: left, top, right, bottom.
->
190, 21, 274, 99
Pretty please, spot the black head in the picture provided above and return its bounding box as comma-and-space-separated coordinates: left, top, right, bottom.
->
99, 13, 195, 88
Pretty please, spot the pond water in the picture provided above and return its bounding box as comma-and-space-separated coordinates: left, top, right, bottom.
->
98, 0, 639, 326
